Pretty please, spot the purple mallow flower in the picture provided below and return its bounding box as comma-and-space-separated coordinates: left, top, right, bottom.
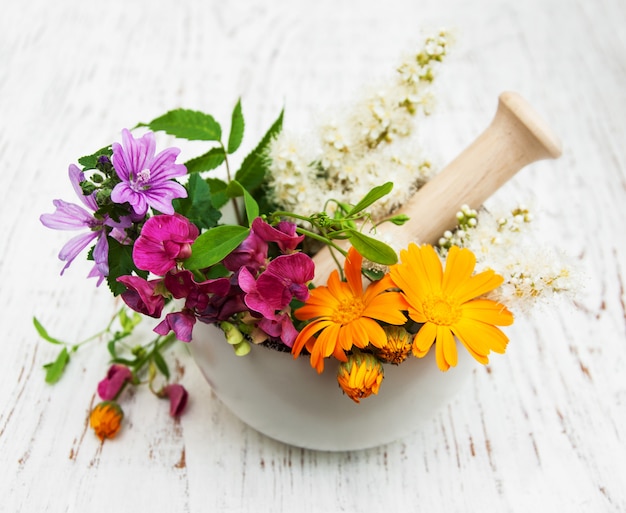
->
40, 164, 130, 284
133, 214, 199, 276
110, 129, 187, 217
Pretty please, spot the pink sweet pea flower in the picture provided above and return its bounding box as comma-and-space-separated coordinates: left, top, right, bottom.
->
117, 275, 166, 318
222, 229, 268, 273
251, 217, 304, 253
97, 364, 133, 400
110, 129, 187, 217
133, 214, 199, 275
161, 384, 188, 417
154, 310, 197, 342
258, 312, 299, 348
239, 252, 314, 319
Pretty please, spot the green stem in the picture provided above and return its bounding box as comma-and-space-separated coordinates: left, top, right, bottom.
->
132, 333, 178, 377
221, 141, 243, 226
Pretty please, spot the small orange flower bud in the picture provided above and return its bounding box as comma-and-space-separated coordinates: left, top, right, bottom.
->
89, 401, 124, 441
337, 353, 384, 403
376, 326, 413, 364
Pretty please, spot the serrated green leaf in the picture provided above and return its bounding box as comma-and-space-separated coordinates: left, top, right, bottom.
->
33, 317, 65, 345
227, 99, 245, 154
106, 238, 149, 296
184, 147, 226, 173
145, 109, 222, 141
206, 178, 229, 209
152, 351, 170, 379
78, 145, 113, 170
234, 109, 284, 191
347, 182, 394, 216
172, 173, 222, 230
348, 231, 398, 265
44, 347, 70, 384
184, 225, 250, 270
227, 180, 259, 225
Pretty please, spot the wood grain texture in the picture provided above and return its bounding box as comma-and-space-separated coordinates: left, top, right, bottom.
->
1, 0, 625, 511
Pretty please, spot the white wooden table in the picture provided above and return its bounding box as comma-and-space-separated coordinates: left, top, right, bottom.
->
2, 0, 625, 511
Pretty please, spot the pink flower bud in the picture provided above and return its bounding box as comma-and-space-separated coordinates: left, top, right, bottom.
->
97, 364, 133, 400
162, 384, 188, 417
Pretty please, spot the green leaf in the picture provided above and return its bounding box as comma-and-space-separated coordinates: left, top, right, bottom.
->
172, 173, 222, 230
106, 238, 149, 296
234, 108, 284, 191
33, 317, 65, 345
227, 99, 245, 154
347, 182, 394, 216
107, 339, 119, 359
152, 351, 170, 379
206, 178, 229, 209
144, 109, 222, 141
78, 145, 113, 170
227, 180, 259, 225
348, 231, 398, 265
44, 347, 70, 384
184, 147, 226, 173
184, 225, 250, 270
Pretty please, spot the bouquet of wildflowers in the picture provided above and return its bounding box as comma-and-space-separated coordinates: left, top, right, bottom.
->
37, 31, 573, 441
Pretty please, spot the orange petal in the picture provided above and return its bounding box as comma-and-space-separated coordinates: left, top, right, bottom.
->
413, 321, 437, 356
442, 246, 476, 295
461, 299, 514, 326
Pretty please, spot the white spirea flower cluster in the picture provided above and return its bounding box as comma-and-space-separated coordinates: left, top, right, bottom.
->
266, 31, 450, 223
438, 205, 575, 312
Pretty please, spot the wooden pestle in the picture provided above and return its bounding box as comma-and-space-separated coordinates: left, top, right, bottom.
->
312, 91, 563, 284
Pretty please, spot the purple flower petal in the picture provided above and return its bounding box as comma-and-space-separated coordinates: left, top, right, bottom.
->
40, 199, 95, 230
154, 310, 196, 342
58, 231, 100, 274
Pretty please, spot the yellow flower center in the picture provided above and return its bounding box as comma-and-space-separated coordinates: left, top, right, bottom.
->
333, 297, 365, 324
423, 295, 461, 326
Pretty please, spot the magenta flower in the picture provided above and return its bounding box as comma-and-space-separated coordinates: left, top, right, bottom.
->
97, 365, 133, 400
161, 384, 188, 417
258, 312, 299, 347
251, 217, 304, 253
154, 310, 197, 342
117, 275, 166, 318
239, 252, 314, 319
40, 164, 130, 284
222, 230, 268, 273
133, 214, 199, 275
110, 129, 187, 217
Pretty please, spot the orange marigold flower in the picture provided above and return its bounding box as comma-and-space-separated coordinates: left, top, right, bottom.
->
337, 352, 384, 403
376, 325, 414, 365
292, 247, 408, 373
389, 244, 514, 371
90, 401, 124, 441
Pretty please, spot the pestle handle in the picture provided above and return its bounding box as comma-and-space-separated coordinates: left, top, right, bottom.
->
312, 91, 563, 284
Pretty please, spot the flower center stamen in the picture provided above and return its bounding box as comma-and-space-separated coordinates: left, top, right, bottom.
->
333, 297, 365, 324
132, 168, 151, 191
423, 295, 461, 326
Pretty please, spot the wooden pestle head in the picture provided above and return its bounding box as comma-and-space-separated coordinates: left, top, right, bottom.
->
311, 92, 562, 284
